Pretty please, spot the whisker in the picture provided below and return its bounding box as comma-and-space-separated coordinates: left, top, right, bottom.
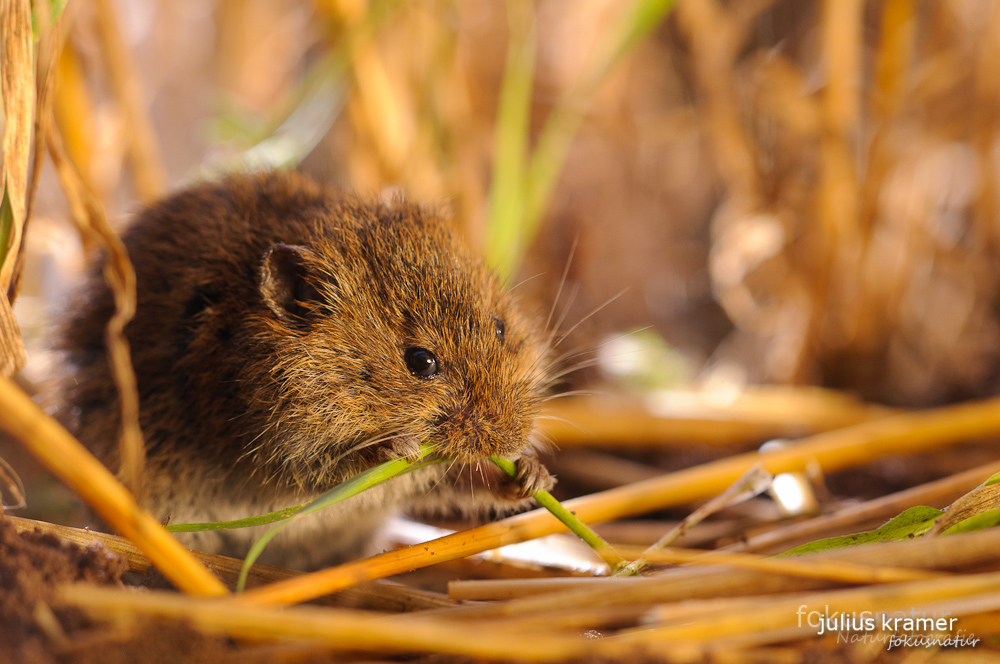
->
549, 342, 598, 367
544, 234, 580, 335
546, 282, 581, 350
547, 355, 601, 376
476, 460, 492, 492
547, 326, 661, 387
553, 288, 628, 349
532, 430, 559, 454
505, 271, 544, 298
538, 389, 593, 401
534, 412, 583, 429
422, 458, 457, 498
325, 430, 403, 468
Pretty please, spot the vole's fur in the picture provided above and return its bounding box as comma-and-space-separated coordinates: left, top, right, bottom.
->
56, 171, 553, 569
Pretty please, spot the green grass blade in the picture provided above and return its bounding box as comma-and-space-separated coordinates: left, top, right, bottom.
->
487, 0, 677, 280
489, 455, 623, 568
236, 444, 435, 591
522, 0, 677, 249
485, 0, 536, 279
165, 505, 306, 533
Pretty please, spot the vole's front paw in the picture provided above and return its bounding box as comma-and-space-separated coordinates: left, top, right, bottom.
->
495, 450, 554, 502
380, 435, 423, 462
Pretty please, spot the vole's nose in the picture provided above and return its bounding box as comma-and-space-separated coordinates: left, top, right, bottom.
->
436, 396, 528, 461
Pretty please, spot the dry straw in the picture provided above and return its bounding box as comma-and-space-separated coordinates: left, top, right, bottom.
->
0, 0, 33, 376
436, 527, 1000, 622
237, 394, 1000, 606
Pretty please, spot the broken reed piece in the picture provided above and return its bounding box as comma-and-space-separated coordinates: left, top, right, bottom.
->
437, 528, 1000, 621
448, 546, 946, 601
59, 585, 618, 662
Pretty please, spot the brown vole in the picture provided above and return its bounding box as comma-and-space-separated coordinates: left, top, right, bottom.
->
55, 171, 553, 569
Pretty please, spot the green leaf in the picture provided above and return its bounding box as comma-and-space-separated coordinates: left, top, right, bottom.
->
778, 506, 944, 556
944, 507, 1000, 534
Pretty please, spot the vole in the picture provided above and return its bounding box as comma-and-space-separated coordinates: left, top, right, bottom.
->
55, 171, 554, 570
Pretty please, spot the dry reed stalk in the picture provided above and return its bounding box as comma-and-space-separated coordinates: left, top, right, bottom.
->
816, 0, 863, 361
674, 0, 759, 207
346, 23, 412, 180
59, 585, 639, 662
539, 388, 890, 448
621, 571, 1000, 644
951, 611, 1000, 638
987, 9, 1000, 228
320, 0, 426, 189
398, 605, 650, 635
595, 518, 753, 549
92, 0, 165, 202
0, 0, 32, 289
434, 528, 1000, 621
7, 1, 66, 303
676, 0, 817, 387
0, 376, 226, 596
0, 0, 32, 376
0, 301, 23, 377
552, 450, 664, 489
731, 460, 1000, 554
448, 548, 944, 602
236, 395, 1000, 607
45, 110, 147, 499
858, 0, 914, 237
616, 546, 950, 586
51, 40, 96, 192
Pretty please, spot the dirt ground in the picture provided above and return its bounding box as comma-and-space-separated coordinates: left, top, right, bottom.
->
0, 514, 280, 664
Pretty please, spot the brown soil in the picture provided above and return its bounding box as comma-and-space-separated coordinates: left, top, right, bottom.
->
1, 512, 124, 663
0, 514, 269, 664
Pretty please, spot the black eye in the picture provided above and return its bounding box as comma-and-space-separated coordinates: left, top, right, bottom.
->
492, 316, 505, 345
404, 347, 439, 378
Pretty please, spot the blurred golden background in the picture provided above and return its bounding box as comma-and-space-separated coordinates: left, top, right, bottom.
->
12, 0, 1000, 414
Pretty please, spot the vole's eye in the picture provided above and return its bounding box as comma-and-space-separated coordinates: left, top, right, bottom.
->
404, 347, 439, 378
492, 316, 505, 345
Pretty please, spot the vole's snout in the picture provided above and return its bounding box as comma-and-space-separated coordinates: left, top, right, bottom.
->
435, 397, 530, 462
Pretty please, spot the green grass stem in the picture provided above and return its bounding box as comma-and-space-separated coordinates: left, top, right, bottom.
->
489, 455, 623, 569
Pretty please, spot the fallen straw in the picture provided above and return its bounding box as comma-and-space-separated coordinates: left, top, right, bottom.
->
447, 546, 946, 601
59, 585, 619, 663
235, 394, 1000, 607
616, 569, 1000, 644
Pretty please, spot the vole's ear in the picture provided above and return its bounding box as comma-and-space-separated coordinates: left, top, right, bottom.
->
259, 244, 324, 322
